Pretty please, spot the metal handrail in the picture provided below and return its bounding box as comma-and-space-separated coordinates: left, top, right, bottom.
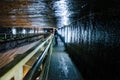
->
23, 35, 52, 80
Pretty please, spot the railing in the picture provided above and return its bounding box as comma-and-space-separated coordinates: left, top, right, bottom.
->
23, 35, 53, 80
0, 33, 45, 52
0, 33, 45, 41
0, 34, 53, 80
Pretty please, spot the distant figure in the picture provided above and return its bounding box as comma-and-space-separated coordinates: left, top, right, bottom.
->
54, 29, 58, 45
54, 29, 67, 47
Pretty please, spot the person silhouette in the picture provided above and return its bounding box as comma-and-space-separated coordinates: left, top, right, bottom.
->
54, 29, 58, 45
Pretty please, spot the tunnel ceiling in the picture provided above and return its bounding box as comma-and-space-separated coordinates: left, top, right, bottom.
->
51, 0, 120, 28
0, 0, 120, 28
0, 0, 92, 28
0, 0, 57, 28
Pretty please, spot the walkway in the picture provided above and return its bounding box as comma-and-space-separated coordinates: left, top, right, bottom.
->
47, 38, 83, 80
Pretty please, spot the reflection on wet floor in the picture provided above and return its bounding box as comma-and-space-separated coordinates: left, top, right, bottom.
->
47, 38, 83, 80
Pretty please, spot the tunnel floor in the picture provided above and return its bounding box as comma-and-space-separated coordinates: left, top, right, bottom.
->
47, 38, 83, 80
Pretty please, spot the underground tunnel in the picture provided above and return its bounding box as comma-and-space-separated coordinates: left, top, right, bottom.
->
0, 0, 120, 80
